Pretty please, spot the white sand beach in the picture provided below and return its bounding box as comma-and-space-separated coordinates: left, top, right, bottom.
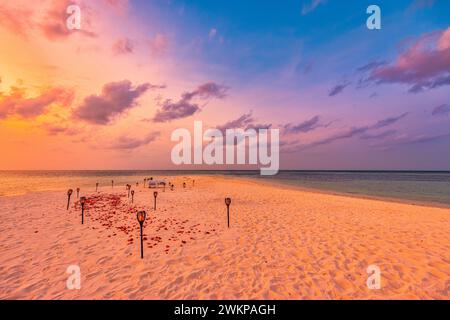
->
0, 176, 449, 299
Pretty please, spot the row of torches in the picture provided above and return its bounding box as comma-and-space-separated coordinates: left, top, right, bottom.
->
66, 178, 232, 259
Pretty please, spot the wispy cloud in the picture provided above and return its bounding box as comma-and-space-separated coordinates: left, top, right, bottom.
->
217, 111, 254, 131
360, 129, 397, 140
103, 0, 130, 14
394, 133, 450, 145
208, 28, 217, 40
112, 37, 135, 55
108, 131, 160, 150
300, 126, 367, 150
328, 82, 350, 97
301, 0, 326, 15
372, 112, 409, 129
282, 113, 409, 152
357, 61, 386, 73
283, 115, 331, 134
431, 104, 450, 116
149, 33, 169, 56
373, 132, 450, 150
216, 111, 271, 132
41, 123, 80, 136
410, 0, 435, 10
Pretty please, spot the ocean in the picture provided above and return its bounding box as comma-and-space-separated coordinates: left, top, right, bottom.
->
0, 170, 449, 207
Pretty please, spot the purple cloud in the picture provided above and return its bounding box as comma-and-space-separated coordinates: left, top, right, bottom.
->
372, 112, 409, 129
153, 82, 228, 123
373, 132, 450, 150
328, 82, 350, 97
357, 61, 386, 73
74, 80, 157, 125
303, 126, 368, 150
181, 82, 228, 100
153, 100, 201, 123
360, 130, 397, 140
283, 115, 331, 134
408, 75, 450, 93
245, 122, 272, 130
217, 111, 254, 131
282, 113, 408, 152
432, 104, 450, 116
392, 133, 450, 145
216, 111, 272, 133
109, 131, 160, 150
112, 38, 135, 55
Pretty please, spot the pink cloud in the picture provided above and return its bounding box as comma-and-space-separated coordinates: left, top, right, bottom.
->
103, 0, 129, 14
438, 27, 450, 50
0, 0, 96, 40
112, 37, 135, 55
0, 86, 74, 119
149, 33, 169, 56
368, 27, 450, 93
0, 3, 34, 37
40, 0, 96, 40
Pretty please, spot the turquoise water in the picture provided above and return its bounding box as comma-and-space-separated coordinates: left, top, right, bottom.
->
0, 170, 449, 207
244, 171, 450, 207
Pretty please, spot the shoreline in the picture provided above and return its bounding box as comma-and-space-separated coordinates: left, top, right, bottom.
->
1, 173, 449, 210
199, 174, 450, 210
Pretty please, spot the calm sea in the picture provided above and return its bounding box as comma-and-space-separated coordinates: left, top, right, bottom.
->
0, 170, 449, 207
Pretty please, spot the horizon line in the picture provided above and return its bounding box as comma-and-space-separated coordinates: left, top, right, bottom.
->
1, 169, 450, 173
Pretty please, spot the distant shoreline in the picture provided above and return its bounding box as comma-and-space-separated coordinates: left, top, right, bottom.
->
221, 175, 450, 210
1, 171, 450, 206
1, 172, 450, 209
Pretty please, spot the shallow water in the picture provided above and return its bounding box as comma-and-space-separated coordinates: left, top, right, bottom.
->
242, 171, 450, 207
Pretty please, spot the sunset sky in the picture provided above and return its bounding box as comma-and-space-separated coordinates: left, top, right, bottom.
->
0, 0, 449, 170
